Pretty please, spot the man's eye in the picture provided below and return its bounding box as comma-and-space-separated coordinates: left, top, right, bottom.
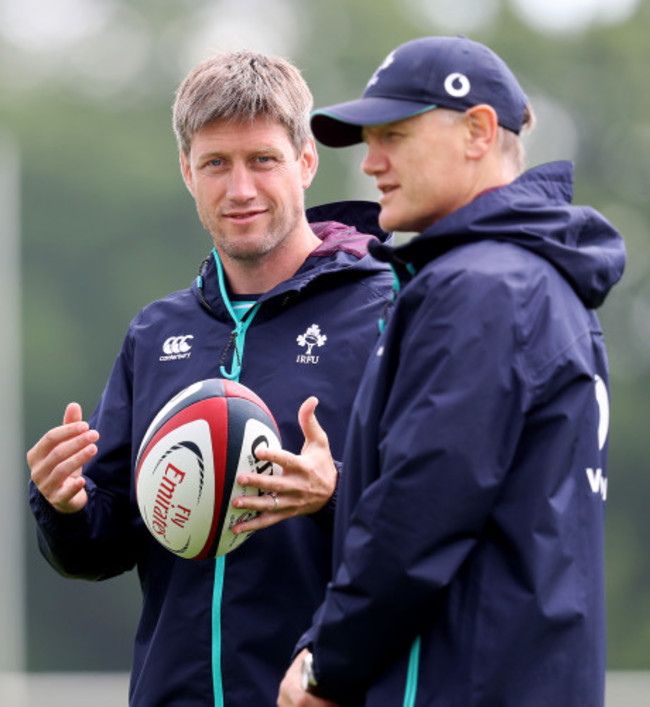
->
254, 154, 282, 168
208, 158, 223, 167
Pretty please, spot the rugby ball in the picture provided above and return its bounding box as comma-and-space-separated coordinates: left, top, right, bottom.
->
135, 378, 282, 560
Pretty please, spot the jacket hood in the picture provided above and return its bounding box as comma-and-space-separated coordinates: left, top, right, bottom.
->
370, 161, 625, 309
192, 200, 391, 319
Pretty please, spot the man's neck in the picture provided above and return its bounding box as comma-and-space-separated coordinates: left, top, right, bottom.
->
218, 225, 321, 295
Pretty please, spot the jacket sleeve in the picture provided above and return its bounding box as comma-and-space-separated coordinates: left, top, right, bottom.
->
308, 262, 529, 700
29, 328, 141, 581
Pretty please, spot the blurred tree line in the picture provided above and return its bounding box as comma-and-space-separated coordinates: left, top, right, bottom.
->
1, 0, 648, 672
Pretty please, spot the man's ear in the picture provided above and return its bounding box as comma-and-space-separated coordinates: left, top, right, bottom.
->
300, 137, 319, 189
464, 105, 499, 160
179, 151, 195, 196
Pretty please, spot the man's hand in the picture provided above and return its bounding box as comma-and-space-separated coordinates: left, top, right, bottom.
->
232, 397, 337, 533
277, 650, 338, 707
27, 402, 99, 514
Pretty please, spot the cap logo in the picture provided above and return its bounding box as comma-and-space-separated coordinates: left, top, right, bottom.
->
366, 51, 395, 88
444, 72, 471, 98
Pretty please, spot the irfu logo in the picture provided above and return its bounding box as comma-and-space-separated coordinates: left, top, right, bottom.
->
296, 324, 327, 364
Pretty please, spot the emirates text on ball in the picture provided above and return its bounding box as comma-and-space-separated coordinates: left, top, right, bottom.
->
151, 463, 192, 537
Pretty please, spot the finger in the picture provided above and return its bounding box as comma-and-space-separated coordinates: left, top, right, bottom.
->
63, 402, 83, 425
47, 474, 88, 512
27, 419, 93, 469
53, 435, 99, 476
32, 427, 99, 472
298, 396, 328, 449
253, 445, 297, 470
32, 435, 98, 490
33, 438, 96, 514
236, 469, 290, 493
233, 509, 288, 534
233, 487, 291, 513
35, 453, 95, 514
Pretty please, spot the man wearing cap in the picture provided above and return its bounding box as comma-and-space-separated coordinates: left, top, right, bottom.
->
275, 36, 625, 706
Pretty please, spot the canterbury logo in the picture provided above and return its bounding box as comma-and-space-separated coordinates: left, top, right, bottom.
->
160, 335, 194, 361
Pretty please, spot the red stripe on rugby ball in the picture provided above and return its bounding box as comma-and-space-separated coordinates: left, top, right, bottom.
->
221, 379, 276, 421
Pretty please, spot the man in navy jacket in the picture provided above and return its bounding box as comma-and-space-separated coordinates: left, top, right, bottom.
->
276, 36, 625, 706
27, 51, 392, 705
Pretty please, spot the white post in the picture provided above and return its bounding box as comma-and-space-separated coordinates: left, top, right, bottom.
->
0, 129, 25, 672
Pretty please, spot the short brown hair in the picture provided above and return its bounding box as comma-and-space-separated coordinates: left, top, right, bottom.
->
172, 50, 313, 156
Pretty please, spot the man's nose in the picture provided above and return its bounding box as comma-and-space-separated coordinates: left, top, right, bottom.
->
226, 163, 257, 200
361, 144, 386, 176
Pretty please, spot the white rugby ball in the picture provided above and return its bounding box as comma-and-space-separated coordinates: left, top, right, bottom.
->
135, 378, 282, 560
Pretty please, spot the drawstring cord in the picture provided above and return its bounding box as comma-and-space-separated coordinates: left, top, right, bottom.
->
210, 247, 261, 380
219, 329, 241, 378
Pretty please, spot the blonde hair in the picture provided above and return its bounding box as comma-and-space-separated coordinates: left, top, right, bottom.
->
173, 50, 313, 156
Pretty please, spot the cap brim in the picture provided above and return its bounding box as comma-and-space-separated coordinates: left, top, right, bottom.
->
311, 97, 437, 147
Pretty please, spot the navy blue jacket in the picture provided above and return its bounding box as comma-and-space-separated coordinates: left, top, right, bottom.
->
29, 201, 393, 706
302, 163, 625, 706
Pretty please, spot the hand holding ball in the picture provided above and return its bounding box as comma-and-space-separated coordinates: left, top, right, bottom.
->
135, 378, 282, 560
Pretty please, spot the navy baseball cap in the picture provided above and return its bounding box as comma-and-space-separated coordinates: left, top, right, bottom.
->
311, 36, 528, 147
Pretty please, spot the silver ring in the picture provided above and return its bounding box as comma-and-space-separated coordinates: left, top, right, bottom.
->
270, 492, 279, 512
